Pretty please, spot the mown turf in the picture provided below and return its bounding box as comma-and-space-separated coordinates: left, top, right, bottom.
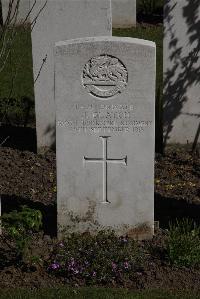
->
0, 25, 34, 125
0, 288, 199, 299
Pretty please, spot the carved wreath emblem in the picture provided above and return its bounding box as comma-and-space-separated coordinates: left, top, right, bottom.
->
82, 55, 128, 98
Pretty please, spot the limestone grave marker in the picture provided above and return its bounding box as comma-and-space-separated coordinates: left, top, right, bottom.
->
164, 0, 200, 146
30, 0, 112, 150
55, 36, 156, 239
112, 0, 136, 28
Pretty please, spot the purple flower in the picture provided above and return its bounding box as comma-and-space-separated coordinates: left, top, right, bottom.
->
112, 262, 117, 270
50, 262, 60, 270
120, 236, 128, 243
70, 258, 75, 266
124, 261, 129, 269
92, 271, 96, 277
67, 258, 77, 271
73, 269, 79, 274
59, 241, 64, 247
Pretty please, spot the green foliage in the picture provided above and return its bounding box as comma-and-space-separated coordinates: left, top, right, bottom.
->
138, 0, 163, 16
49, 231, 143, 285
167, 219, 200, 267
1, 205, 42, 256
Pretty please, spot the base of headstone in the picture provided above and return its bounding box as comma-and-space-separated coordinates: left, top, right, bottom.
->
58, 224, 154, 240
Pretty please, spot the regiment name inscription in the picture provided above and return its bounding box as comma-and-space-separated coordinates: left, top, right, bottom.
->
57, 102, 152, 133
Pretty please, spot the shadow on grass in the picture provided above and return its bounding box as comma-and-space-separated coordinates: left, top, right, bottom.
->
137, 0, 163, 25
155, 192, 200, 228
137, 13, 163, 25
0, 125, 37, 152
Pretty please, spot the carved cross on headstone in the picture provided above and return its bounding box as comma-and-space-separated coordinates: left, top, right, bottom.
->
83, 136, 127, 204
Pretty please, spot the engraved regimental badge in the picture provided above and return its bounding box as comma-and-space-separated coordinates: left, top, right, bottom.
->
82, 55, 128, 99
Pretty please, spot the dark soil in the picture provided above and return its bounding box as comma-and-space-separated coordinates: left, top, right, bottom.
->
155, 146, 200, 204
0, 144, 200, 291
0, 146, 56, 206
155, 145, 200, 228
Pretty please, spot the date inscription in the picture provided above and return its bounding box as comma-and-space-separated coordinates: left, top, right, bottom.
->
57, 102, 152, 134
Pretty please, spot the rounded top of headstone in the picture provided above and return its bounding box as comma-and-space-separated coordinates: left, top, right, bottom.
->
55, 36, 156, 49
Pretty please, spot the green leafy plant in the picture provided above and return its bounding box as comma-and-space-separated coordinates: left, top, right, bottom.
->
48, 231, 144, 285
0, 205, 42, 259
167, 218, 200, 267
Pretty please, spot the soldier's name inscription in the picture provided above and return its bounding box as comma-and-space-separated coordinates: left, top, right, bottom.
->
57, 102, 152, 133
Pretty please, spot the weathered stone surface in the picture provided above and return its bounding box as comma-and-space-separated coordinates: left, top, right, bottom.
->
163, 0, 200, 146
30, 0, 112, 150
55, 36, 156, 239
112, 0, 136, 28
1, 0, 30, 24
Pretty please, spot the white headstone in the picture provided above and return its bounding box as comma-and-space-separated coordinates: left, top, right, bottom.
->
55, 36, 156, 239
112, 0, 136, 28
2, 0, 30, 24
30, 0, 112, 150
163, 0, 200, 146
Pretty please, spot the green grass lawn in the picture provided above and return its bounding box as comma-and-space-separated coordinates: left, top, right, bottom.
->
0, 288, 199, 299
0, 26, 34, 99
0, 25, 34, 125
